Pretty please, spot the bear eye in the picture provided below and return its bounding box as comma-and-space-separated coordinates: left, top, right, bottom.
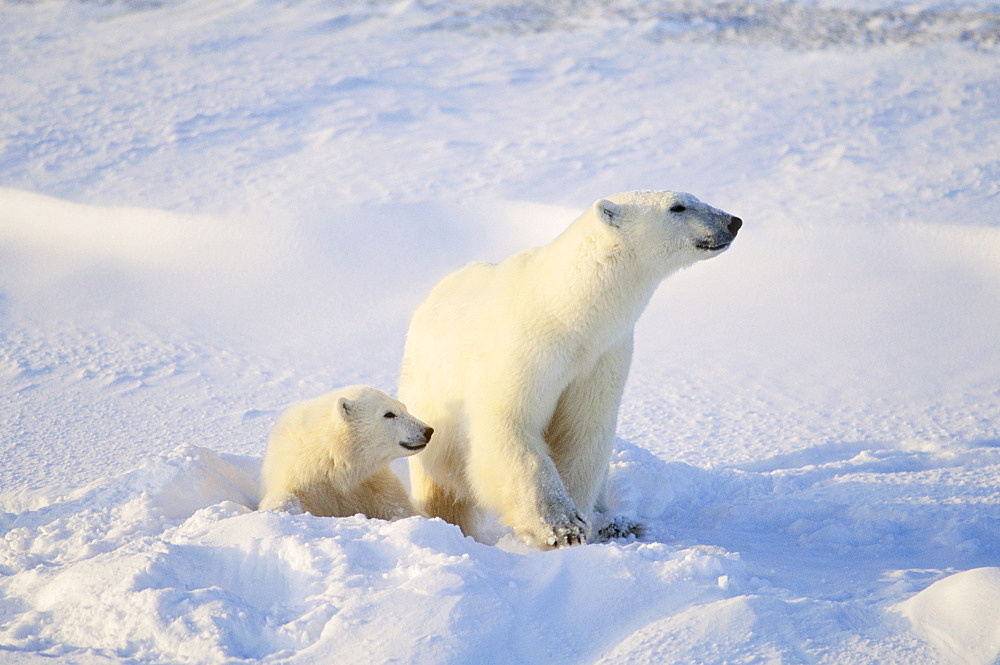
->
384, 411, 396, 419
670, 204, 686, 213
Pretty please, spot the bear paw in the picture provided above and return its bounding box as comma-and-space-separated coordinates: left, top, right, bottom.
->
258, 491, 304, 514
593, 515, 645, 543
533, 508, 589, 549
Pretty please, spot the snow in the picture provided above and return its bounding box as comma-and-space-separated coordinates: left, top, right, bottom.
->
1, 0, 999, 663
897, 567, 1000, 665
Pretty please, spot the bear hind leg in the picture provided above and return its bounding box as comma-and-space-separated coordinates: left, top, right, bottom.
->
424, 482, 479, 537
410, 459, 479, 538
258, 491, 305, 514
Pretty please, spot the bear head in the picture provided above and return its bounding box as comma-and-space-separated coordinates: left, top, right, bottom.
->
593, 190, 742, 274
335, 385, 434, 466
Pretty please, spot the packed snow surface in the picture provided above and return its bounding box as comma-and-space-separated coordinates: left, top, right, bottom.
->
2, 1, 999, 663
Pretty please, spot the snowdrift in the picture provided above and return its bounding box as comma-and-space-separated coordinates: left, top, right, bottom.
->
898, 567, 1000, 665
4, 440, 999, 664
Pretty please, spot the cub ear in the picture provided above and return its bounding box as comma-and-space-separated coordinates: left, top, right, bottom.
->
594, 199, 624, 228
337, 397, 355, 420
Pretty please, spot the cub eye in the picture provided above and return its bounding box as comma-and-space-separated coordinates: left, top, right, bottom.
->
670, 204, 686, 213
383, 411, 396, 419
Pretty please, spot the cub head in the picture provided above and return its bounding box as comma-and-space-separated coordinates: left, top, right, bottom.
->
593, 190, 742, 272
335, 385, 433, 462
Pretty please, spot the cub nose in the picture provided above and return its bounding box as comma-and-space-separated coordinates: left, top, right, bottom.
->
423, 426, 434, 442
727, 216, 743, 235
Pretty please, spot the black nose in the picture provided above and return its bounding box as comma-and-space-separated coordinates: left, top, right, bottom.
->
727, 216, 742, 235
423, 426, 434, 442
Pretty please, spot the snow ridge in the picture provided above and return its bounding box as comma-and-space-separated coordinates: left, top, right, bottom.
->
412, 0, 1000, 48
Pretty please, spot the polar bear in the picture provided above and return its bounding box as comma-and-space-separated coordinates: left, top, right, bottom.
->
399, 190, 742, 548
258, 385, 434, 520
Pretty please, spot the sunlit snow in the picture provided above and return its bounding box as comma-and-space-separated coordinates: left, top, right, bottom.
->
1, 1, 998, 663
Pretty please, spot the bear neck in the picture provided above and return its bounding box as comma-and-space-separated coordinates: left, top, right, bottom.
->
540, 215, 674, 334
308, 419, 377, 489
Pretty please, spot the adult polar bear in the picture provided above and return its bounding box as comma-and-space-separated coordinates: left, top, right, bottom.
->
399, 190, 742, 548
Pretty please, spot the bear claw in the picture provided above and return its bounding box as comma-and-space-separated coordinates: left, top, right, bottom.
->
544, 511, 589, 548
594, 515, 645, 542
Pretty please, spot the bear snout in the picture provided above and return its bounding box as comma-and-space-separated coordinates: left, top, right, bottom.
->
401, 426, 434, 451
727, 216, 742, 236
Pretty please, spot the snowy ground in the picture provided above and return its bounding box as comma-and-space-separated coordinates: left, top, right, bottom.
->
2, 1, 999, 663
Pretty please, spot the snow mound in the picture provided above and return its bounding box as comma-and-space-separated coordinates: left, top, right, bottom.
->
897, 567, 1000, 665
2, 438, 997, 663
0, 445, 748, 664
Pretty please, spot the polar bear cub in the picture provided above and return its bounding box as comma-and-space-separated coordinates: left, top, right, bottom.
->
258, 385, 433, 520
399, 190, 742, 548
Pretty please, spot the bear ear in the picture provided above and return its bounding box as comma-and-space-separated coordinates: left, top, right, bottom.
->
594, 199, 624, 228
337, 397, 355, 420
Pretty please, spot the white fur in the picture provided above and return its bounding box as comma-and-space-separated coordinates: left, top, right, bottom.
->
258, 385, 433, 520
399, 190, 741, 548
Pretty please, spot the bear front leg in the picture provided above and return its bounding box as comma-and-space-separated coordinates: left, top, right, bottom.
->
361, 469, 417, 521
467, 419, 588, 549
547, 336, 643, 542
